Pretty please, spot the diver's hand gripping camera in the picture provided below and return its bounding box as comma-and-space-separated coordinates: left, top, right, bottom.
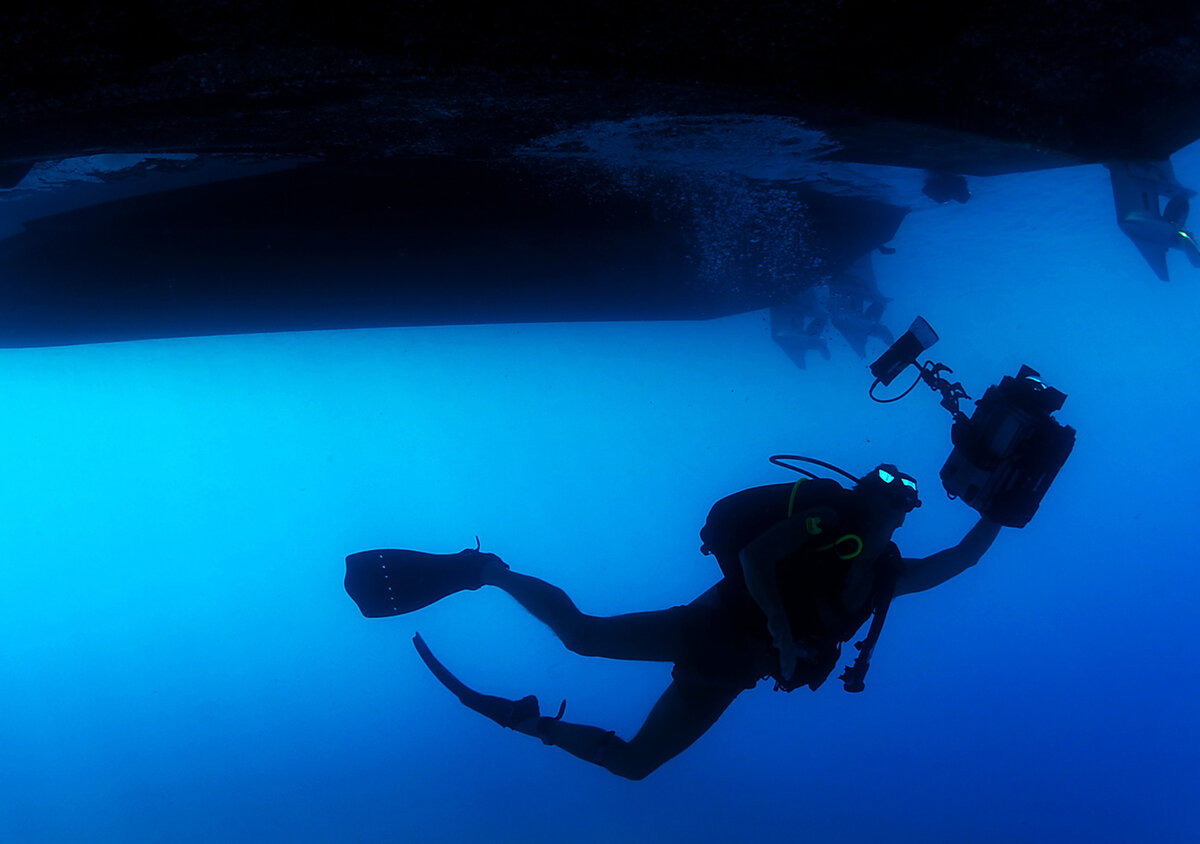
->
868, 318, 1076, 528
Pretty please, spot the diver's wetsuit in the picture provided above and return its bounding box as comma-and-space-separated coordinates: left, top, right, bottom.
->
484, 568, 769, 779
485, 521, 898, 779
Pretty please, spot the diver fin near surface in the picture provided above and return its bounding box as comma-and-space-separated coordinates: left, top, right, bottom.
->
413, 633, 561, 731
344, 548, 505, 618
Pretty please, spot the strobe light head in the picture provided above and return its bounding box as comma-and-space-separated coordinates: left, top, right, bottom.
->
869, 317, 939, 387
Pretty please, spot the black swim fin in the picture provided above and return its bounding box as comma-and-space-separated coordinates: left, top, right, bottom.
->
344, 548, 504, 618
413, 632, 563, 731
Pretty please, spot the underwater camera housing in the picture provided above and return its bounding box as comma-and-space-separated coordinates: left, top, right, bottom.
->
869, 318, 1076, 527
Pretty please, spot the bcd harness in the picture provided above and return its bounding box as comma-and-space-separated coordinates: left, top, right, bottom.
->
700, 477, 900, 693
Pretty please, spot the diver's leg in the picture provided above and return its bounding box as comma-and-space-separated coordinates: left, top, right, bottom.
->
526, 680, 743, 780
482, 564, 688, 662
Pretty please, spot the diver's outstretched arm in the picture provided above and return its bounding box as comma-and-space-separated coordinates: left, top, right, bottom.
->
894, 517, 1002, 596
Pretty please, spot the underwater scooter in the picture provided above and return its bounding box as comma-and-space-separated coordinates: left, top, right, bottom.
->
868, 317, 1076, 527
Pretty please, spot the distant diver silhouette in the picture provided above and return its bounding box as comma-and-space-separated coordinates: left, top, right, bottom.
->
345, 461, 1003, 779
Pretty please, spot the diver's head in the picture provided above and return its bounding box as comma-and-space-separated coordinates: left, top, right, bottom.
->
856, 463, 922, 518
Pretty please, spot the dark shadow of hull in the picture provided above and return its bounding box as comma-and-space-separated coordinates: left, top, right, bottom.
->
0, 160, 907, 347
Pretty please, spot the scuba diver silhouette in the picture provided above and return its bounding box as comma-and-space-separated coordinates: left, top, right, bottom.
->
345, 460, 1002, 780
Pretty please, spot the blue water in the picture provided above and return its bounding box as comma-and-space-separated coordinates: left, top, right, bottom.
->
2, 147, 1198, 843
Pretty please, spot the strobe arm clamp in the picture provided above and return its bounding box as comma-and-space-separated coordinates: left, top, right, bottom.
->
918, 361, 971, 424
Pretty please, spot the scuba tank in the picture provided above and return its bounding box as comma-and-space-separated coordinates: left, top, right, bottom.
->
699, 455, 901, 693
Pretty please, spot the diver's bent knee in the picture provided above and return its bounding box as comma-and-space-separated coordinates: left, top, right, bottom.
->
601, 737, 663, 780
608, 754, 660, 781
560, 616, 606, 656
616, 763, 657, 781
